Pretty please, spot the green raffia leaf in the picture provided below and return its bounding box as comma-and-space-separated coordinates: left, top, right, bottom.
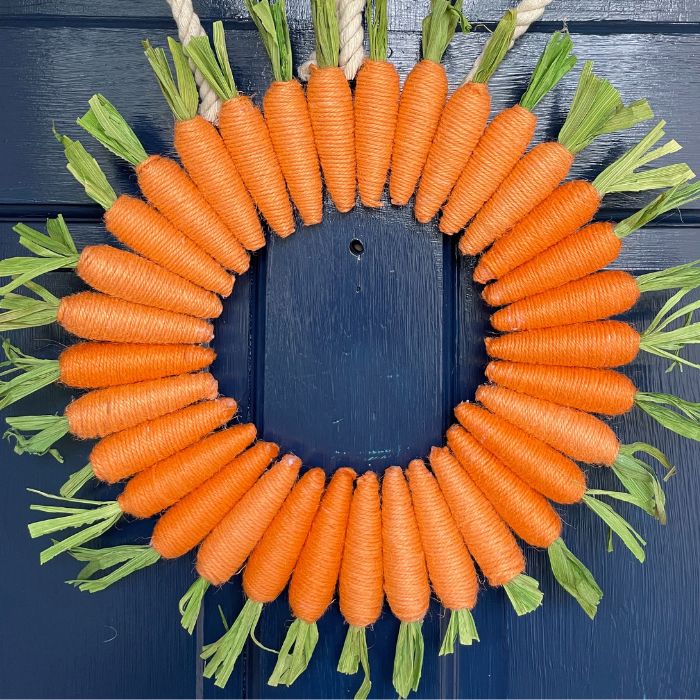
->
547, 538, 603, 619
598, 98, 653, 135
53, 129, 117, 210
0, 281, 61, 334
503, 573, 544, 616
439, 608, 479, 656
202, 599, 264, 688
582, 494, 646, 563
422, 0, 469, 65
60, 463, 96, 498
519, 30, 577, 112
310, 0, 340, 68
366, 0, 389, 62
0, 254, 78, 296
184, 22, 237, 101
0, 339, 61, 410
268, 619, 319, 687
245, 0, 293, 82
5, 413, 69, 460
392, 620, 424, 698
635, 391, 700, 443
637, 259, 700, 294
338, 625, 372, 700
615, 182, 700, 239
179, 576, 211, 634
471, 9, 516, 84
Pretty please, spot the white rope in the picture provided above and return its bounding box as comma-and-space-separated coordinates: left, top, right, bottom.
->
298, 0, 365, 81
165, 0, 221, 123
464, 0, 553, 83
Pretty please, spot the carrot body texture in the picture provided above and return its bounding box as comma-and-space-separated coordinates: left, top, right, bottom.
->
477, 384, 620, 466
151, 440, 279, 560
56, 292, 213, 344
58, 343, 215, 388
65, 372, 217, 439
486, 361, 637, 415
492, 271, 640, 331
307, 66, 356, 213
486, 321, 641, 367
76, 245, 222, 319
354, 60, 400, 207
90, 398, 237, 483
440, 105, 536, 233
264, 80, 324, 225
390, 60, 448, 206
174, 116, 265, 251
104, 195, 234, 296
415, 82, 491, 223
119, 424, 257, 518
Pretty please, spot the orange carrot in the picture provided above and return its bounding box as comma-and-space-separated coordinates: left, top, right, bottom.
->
415, 10, 516, 223
186, 23, 295, 237
453, 402, 586, 504
389, 1, 468, 206
78, 94, 250, 274
144, 39, 265, 251
440, 31, 576, 234
406, 459, 479, 655
473, 122, 691, 282
56, 133, 234, 296
458, 63, 652, 255
269, 467, 355, 687
476, 384, 620, 465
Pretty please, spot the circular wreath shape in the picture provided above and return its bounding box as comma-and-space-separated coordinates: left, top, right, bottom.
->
2, 5, 699, 699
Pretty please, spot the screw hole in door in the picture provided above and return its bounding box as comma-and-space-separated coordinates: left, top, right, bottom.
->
349, 239, 365, 257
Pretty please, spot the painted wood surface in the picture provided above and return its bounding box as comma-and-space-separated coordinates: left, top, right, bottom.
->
0, 2, 699, 699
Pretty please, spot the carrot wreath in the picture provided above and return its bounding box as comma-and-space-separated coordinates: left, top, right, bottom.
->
1, 215, 222, 318
354, 0, 400, 208
143, 38, 265, 251
337, 472, 383, 700
459, 61, 652, 256
483, 183, 700, 306
389, 0, 469, 206
304, 0, 356, 212
406, 460, 479, 655
196, 469, 325, 688
382, 466, 430, 699
56, 133, 233, 296
414, 9, 516, 223
65, 439, 278, 593
245, 0, 323, 225
185, 22, 295, 237
473, 121, 693, 283
26, 424, 256, 563
268, 468, 355, 687
429, 446, 543, 616
78, 94, 250, 274
440, 31, 577, 234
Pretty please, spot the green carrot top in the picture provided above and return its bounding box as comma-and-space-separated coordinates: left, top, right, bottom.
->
185, 21, 239, 102
310, 0, 340, 69
366, 0, 389, 63
422, 0, 469, 65
469, 9, 516, 84
245, 0, 293, 82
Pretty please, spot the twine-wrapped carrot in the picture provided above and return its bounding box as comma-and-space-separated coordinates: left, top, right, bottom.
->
354, 0, 400, 208
0, 339, 215, 413
303, 0, 356, 212
337, 472, 383, 700
406, 460, 479, 655
78, 94, 250, 274
382, 467, 430, 699
1, 216, 222, 318
144, 38, 265, 251
55, 132, 233, 296
483, 183, 700, 306
414, 9, 516, 223
65, 439, 276, 593
268, 468, 355, 687
186, 22, 295, 237
440, 31, 577, 234
389, 0, 469, 206
429, 446, 543, 616
474, 121, 694, 283
459, 61, 652, 255
194, 469, 325, 688
245, 0, 323, 225
25, 424, 256, 563
0, 282, 213, 345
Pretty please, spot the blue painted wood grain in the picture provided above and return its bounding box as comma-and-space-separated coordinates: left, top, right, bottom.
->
1, 3, 699, 698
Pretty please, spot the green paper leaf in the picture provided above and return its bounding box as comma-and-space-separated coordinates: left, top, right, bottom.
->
185, 22, 237, 101
268, 619, 319, 687
0, 339, 61, 410
548, 538, 603, 619
422, 0, 469, 65
582, 494, 646, 563
503, 573, 544, 616
392, 620, 424, 698
245, 0, 293, 82
337, 625, 372, 700
5, 413, 68, 460
366, 0, 389, 62
310, 0, 340, 68
471, 9, 516, 84
59, 463, 96, 498
179, 576, 211, 634
439, 608, 479, 655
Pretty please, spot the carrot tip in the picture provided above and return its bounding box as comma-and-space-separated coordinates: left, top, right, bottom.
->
473, 264, 493, 284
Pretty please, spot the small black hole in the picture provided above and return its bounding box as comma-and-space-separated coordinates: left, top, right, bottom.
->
349, 239, 364, 256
